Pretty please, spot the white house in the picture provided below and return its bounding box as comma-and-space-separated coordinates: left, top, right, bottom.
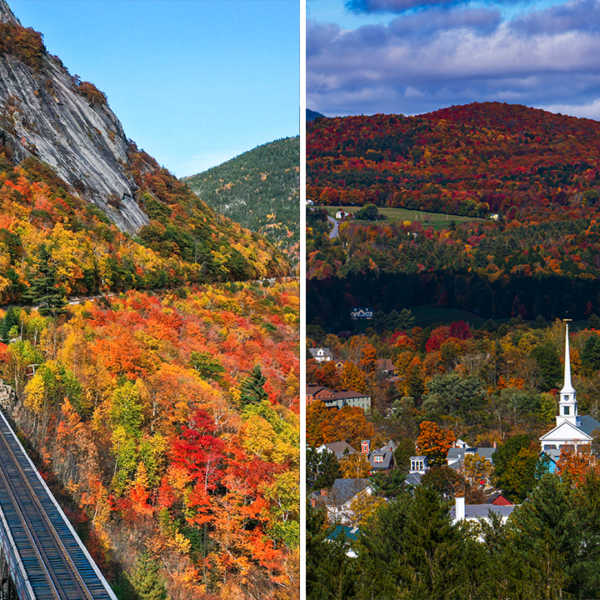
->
539, 322, 600, 456
451, 496, 516, 526
309, 347, 333, 363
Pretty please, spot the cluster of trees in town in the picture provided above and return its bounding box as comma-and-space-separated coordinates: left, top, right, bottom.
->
307, 206, 600, 329
184, 137, 300, 260
307, 316, 600, 599
307, 103, 600, 221
0, 281, 299, 599
308, 469, 600, 600
308, 317, 600, 447
0, 146, 288, 306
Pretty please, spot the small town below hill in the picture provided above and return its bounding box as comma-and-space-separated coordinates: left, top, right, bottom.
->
307, 317, 600, 599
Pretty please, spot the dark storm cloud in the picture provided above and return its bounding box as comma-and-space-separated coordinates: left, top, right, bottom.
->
307, 0, 600, 120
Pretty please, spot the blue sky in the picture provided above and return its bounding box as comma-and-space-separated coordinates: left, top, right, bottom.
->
307, 0, 600, 120
10, 1, 299, 177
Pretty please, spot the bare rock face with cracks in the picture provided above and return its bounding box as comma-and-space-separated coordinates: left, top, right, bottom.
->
0, 0, 148, 234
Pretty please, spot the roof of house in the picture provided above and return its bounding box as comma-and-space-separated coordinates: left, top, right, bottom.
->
328, 478, 372, 506
306, 385, 330, 395
320, 441, 358, 458
369, 449, 394, 470
327, 525, 359, 542
328, 390, 371, 400
450, 504, 517, 520
405, 472, 423, 486
578, 415, 600, 436
486, 492, 513, 506
376, 359, 396, 372
447, 447, 496, 461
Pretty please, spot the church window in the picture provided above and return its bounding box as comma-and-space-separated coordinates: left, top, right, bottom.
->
564, 406, 570, 415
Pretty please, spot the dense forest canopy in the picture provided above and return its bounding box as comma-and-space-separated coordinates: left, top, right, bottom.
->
307, 103, 600, 220
1, 281, 299, 599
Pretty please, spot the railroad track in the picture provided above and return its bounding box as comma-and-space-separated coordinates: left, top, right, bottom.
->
0, 411, 116, 599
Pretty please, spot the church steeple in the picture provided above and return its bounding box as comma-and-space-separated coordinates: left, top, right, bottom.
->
558, 320, 579, 427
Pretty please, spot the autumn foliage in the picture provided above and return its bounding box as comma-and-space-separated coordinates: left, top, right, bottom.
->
4, 281, 299, 599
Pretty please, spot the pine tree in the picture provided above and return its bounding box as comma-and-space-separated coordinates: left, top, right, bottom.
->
128, 552, 167, 600
307, 447, 341, 493
23, 245, 68, 317
307, 504, 356, 600
506, 473, 575, 599
239, 365, 268, 405
400, 486, 469, 599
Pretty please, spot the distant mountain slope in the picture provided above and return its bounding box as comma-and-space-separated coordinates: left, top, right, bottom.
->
0, 0, 288, 303
183, 137, 299, 253
307, 102, 600, 220
307, 109, 325, 121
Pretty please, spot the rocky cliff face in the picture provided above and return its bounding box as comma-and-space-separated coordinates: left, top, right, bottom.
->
0, 0, 148, 234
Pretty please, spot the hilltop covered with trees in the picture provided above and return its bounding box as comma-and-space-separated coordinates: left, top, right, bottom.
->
184, 138, 300, 261
308, 103, 600, 220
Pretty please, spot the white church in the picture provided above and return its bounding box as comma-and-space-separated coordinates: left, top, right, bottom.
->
539, 322, 600, 456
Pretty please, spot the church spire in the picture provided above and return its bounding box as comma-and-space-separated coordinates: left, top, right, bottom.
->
557, 319, 578, 427
561, 321, 575, 394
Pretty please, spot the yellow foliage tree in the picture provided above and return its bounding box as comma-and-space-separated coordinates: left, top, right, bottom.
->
24, 371, 45, 413
339, 453, 371, 479
348, 492, 385, 528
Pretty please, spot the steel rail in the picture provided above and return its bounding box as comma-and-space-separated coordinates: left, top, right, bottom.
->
0, 423, 94, 600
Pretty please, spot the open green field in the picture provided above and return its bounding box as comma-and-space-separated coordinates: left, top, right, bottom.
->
316, 206, 482, 230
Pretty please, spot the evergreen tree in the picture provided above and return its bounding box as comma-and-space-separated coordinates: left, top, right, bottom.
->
400, 486, 471, 599
506, 473, 575, 599
128, 552, 167, 600
23, 245, 68, 317
307, 447, 341, 493
531, 342, 562, 391
581, 334, 600, 374
354, 493, 412, 599
239, 365, 268, 405
189, 351, 225, 381
307, 504, 356, 600
0, 307, 19, 343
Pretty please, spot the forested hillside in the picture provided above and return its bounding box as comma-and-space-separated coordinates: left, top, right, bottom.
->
1, 281, 299, 599
0, 6, 289, 307
184, 138, 299, 260
308, 103, 600, 220
307, 103, 600, 329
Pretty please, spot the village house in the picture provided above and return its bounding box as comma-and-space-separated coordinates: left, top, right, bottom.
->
310, 478, 374, 525
316, 441, 357, 460
351, 307, 374, 320
309, 347, 334, 363
305, 385, 372, 412
450, 496, 516, 526
447, 445, 496, 470
360, 439, 397, 473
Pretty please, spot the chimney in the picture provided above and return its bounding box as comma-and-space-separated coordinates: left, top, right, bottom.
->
321, 489, 328, 497
453, 441, 456, 448
493, 440, 497, 449
455, 496, 465, 521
